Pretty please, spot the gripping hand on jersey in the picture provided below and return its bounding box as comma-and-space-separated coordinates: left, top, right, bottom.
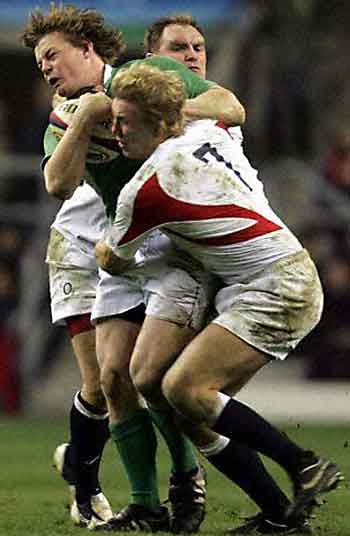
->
73, 92, 112, 130
95, 240, 134, 275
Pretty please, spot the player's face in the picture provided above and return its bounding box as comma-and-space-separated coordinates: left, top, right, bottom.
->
35, 32, 96, 97
155, 24, 207, 79
111, 99, 163, 160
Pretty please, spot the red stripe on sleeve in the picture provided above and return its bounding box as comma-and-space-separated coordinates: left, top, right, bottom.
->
119, 173, 282, 247
49, 111, 68, 130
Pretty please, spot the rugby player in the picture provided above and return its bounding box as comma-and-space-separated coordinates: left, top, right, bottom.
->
94, 63, 343, 534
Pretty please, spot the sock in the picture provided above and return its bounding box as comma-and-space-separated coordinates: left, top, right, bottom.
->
109, 409, 161, 511
148, 403, 198, 475
68, 391, 110, 503
203, 439, 290, 521
213, 398, 308, 476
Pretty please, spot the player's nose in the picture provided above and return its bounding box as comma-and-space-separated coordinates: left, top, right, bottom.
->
186, 46, 197, 59
41, 58, 52, 75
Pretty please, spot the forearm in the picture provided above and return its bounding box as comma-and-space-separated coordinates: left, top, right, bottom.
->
184, 86, 246, 126
44, 115, 93, 199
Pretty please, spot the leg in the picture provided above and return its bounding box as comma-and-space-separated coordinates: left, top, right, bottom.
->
132, 320, 304, 531
131, 317, 207, 533
94, 312, 169, 531
131, 318, 200, 476
163, 323, 343, 522
71, 326, 105, 409
96, 316, 141, 422
162, 323, 269, 424
54, 320, 112, 527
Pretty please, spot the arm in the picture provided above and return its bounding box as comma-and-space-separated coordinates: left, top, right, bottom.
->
44, 114, 93, 199
44, 93, 112, 199
117, 57, 246, 127
184, 85, 246, 126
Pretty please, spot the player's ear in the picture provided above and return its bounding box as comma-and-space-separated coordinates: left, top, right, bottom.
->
82, 39, 94, 57
158, 119, 168, 139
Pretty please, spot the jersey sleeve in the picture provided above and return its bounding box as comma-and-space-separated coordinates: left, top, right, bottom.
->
43, 124, 59, 157
41, 124, 60, 169
106, 56, 215, 99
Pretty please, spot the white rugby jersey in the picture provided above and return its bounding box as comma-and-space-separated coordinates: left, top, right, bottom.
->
48, 182, 108, 269
106, 120, 303, 283
51, 181, 107, 246
46, 65, 114, 268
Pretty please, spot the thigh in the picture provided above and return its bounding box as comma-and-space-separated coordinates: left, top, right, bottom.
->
96, 316, 140, 373
130, 266, 215, 394
130, 317, 196, 386
166, 323, 270, 396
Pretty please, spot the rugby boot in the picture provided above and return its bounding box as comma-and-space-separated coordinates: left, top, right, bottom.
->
169, 465, 207, 533
91, 503, 170, 532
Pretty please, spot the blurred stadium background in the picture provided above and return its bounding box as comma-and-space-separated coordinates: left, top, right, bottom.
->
0, 0, 349, 420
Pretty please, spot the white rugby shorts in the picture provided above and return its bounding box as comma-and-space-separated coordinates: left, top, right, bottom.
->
213, 249, 323, 360
46, 229, 98, 324
48, 264, 98, 324
48, 227, 215, 330
92, 263, 215, 331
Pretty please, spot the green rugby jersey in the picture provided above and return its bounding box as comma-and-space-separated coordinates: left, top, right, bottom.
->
44, 55, 215, 220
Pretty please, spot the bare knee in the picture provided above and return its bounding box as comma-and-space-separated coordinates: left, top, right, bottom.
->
162, 368, 220, 426
100, 360, 129, 398
130, 347, 165, 401
162, 368, 192, 413
130, 361, 161, 401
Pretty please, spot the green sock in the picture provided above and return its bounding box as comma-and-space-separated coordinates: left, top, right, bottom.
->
148, 402, 198, 475
109, 409, 161, 511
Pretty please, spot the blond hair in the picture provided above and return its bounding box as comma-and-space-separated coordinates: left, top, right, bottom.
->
21, 3, 125, 64
111, 63, 186, 138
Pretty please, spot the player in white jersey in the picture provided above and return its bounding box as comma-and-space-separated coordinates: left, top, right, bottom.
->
47, 183, 105, 324
46, 184, 120, 525
23, 7, 249, 533
95, 63, 343, 534
25, 17, 123, 527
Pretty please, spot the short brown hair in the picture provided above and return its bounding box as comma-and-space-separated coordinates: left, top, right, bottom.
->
111, 63, 186, 138
21, 3, 125, 64
144, 14, 205, 54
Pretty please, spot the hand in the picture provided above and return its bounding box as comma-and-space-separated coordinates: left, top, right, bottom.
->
75, 92, 112, 128
95, 240, 133, 275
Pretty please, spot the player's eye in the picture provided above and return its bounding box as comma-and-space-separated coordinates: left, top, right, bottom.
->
171, 44, 185, 51
46, 50, 57, 61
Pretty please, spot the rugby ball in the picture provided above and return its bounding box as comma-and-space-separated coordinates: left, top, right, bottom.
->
49, 98, 120, 164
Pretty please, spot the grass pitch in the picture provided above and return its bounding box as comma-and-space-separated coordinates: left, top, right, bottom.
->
0, 418, 348, 535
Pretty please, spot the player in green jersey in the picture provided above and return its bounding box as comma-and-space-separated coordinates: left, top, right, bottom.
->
43, 53, 226, 218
